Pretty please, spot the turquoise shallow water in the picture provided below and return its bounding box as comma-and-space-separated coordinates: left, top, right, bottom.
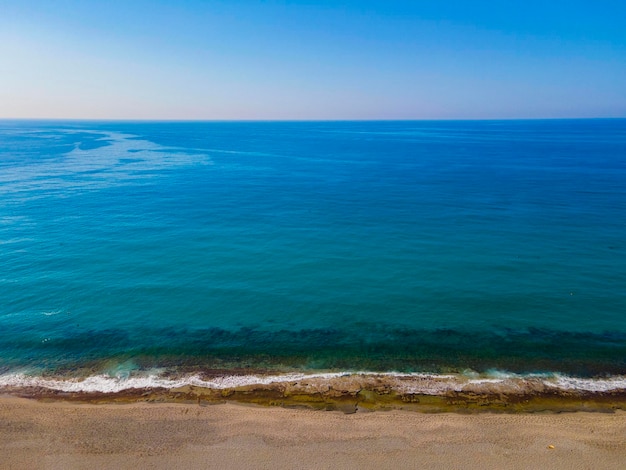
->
1, 120, 625, 378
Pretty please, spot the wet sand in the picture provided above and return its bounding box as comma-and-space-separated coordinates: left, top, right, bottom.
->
1, 397, 625, 469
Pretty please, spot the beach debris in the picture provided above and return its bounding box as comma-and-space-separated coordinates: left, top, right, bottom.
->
547, 444, 555, 449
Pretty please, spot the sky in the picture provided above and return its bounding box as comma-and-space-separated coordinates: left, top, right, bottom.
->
1, 0, 625, 120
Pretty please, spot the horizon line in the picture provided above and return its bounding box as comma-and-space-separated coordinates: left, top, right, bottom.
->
1, 116, 624, 123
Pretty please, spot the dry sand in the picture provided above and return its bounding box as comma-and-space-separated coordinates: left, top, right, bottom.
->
1, 397, 625, 470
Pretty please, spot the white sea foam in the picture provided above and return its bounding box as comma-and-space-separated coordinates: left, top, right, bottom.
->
547, 374, 626, 392
1, 371, 625, 395
41, 310, 62, 316
0, 372, 349, 394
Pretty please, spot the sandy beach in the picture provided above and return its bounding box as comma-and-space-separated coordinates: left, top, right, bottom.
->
1, 397, 625, 470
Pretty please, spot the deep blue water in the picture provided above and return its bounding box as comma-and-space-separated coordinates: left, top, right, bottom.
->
1, 120, 625, 377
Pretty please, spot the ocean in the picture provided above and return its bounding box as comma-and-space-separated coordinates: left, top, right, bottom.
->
1, 119, 625, 395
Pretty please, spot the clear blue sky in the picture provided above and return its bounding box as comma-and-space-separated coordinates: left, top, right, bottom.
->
1, 0, 625, 119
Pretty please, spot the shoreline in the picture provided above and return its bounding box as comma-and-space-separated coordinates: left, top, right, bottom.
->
1, 397, 625, 469
3, 371, 626, 413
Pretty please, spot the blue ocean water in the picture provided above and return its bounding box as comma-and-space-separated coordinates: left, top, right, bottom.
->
1, 120, 625, 378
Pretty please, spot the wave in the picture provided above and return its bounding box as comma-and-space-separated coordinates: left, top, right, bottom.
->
2, 370, 625, 395
0, 371, 348, 394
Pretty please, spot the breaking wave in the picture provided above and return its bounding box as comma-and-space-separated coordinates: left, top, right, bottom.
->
1, 370, 625, 395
